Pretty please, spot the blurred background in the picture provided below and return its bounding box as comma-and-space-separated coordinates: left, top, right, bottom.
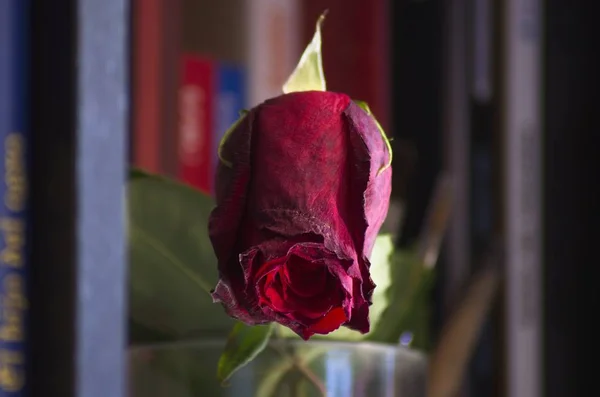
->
128, 0, 594, 396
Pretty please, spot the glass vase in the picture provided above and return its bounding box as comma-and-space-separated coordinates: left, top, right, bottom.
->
129, 339, 427, 397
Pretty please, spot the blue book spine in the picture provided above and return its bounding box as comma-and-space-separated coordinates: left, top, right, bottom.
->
0, 0, 30, 395
212, 62, 246, 194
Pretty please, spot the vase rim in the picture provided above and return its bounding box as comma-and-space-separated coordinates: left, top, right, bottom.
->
129, 337, 427, 360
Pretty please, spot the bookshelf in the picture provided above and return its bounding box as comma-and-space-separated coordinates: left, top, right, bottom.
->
15, 1, 593, 396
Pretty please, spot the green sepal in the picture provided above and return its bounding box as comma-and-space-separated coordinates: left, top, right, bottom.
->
218, 110, 249, 168
217, 322, 274, 385
282, 11, 328, 93
354, 100, 393, 174
129, 167, 153, 180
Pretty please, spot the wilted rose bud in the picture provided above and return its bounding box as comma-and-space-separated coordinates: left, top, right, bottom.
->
209, 90, 392, 339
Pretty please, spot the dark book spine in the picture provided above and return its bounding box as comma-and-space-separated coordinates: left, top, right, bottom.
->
468, 0, 499, 394
0, 0, 30, 396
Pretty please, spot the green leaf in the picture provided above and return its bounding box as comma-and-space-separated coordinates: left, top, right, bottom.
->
128, 175, 235, 342
217, 322, 275, 384
129, 167, 153, 180
282, 11, 327, 93
354, 100, 393, 175
366, 248, 435, 348
130, 342, 227, 397
366, 234, 396, 331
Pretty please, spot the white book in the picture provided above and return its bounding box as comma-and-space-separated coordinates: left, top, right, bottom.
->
244, 0, 301, 106
503, 0, 543, 396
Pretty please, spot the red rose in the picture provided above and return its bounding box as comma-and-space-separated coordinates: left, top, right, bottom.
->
209, 91, 392, 339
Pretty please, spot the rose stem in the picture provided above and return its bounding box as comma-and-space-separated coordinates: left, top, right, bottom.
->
271, 339, 327, 397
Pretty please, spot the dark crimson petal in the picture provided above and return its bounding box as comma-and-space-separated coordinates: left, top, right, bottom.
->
283, 275, 342, 318
247, 91, 359, 264
341, 101, 392, 332
286, 243, 354, 308
209, 111, 255, 268
342, 101, 392, 259
283, 256, 327, 297
212, 248, 273, 325
211, 279, 270, 325
344, 297, 370, 333
251, 242, 354, 298
279, 287, 336, 319
209, 112, 257, 319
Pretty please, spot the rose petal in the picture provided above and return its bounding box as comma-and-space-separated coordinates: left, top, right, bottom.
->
284, 255, 327, 297
305, 307, 348, 337
211, 279, 270, 325
209, 92, 392, 335
263, 280, 289, 313
248, 92, 359, 263
344, 298, 370, 333
254, 255, 286, 281
343, 101, 392, 258
280, 276, 339, 318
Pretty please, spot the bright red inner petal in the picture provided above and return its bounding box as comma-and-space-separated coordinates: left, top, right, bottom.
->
262, 272, 289, 313
307, 307, 347, 334
257, 252, 349, 335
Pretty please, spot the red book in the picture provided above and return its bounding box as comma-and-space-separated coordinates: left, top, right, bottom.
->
178, 55, 215, 194
132, 0, 164, 173
131, 0, 181, 176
